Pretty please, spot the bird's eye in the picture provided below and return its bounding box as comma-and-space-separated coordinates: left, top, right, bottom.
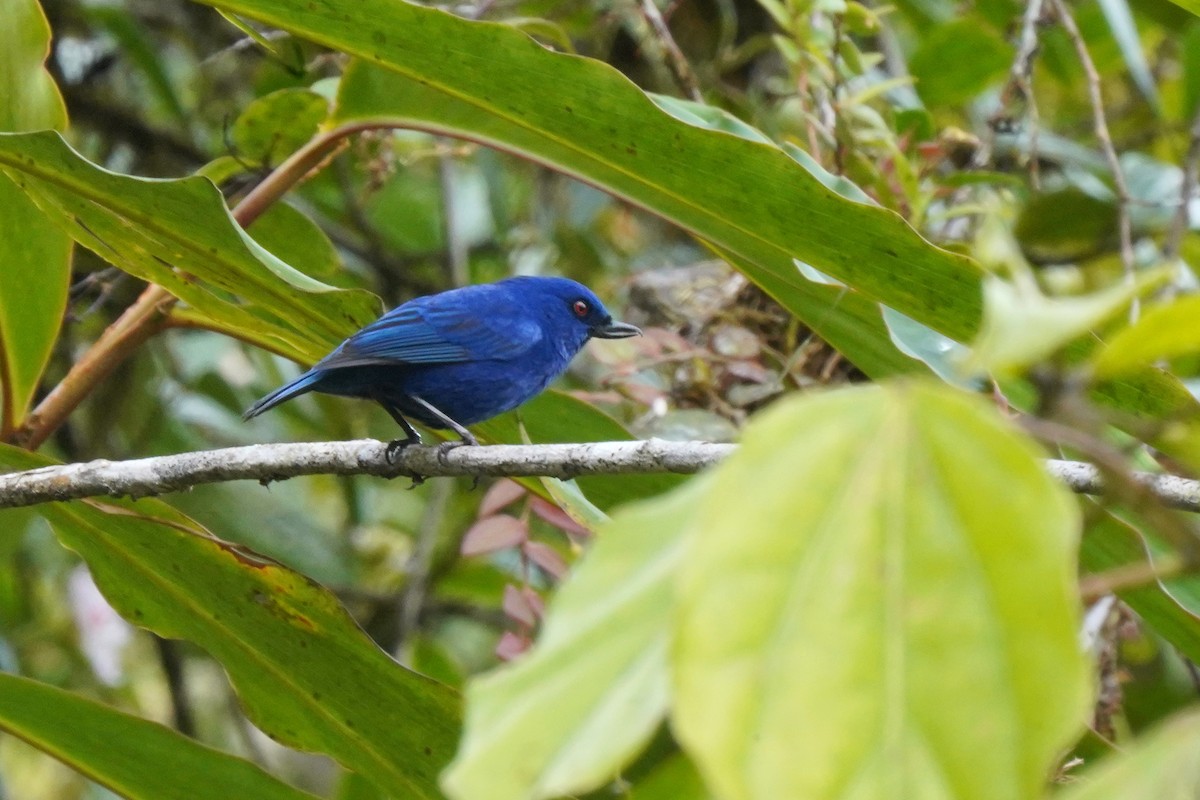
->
572, 300, 589, 318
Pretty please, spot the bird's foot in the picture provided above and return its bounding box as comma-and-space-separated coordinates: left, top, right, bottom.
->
435, 439, 469, 463
435, 435, 482, 488
385, 433, 422, 465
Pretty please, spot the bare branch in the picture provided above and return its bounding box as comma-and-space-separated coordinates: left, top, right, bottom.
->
1165, 100, 1200, 262
0, 440, 735, 509
3, 441, 1200, 513
1047, 458, 1200, 513
1051, 0, 1137, 316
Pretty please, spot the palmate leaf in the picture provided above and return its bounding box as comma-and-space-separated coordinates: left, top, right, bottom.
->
673, 380, 1090, 800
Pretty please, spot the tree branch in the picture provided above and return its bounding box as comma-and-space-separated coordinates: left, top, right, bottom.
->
2, 441, 1200, 513
0, 440, 735, 509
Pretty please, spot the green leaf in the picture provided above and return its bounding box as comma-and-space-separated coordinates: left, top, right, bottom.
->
1014, 188, 1119, 264
1095, 0, 1160, 109
0, 0, 66, 132
1092, 296, 1200, 378
441, 477, 706, 800
629, 753, 713, 800
188, 0, 982, 363
247, 201, 341, 279
1081, 513, 1200, 664
0, 0, 70, 435
0, 672, 319, 800
673, 380, 1090, 800
1054, 710, 1200, 799
0, 445, 461, 799
961, 269, 1170, 377
908, 21, 1013, 108
232, 88, 330, 168
0, 131, 380, 365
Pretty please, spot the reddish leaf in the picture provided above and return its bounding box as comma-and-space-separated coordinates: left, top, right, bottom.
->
461, 515, 528, 556
523, 541, 569, 580
495, 631, 531, 661
530, 496, 590, 539
521, 586, 545, 620
502, 584, 537, 627
478, 479, 526, 517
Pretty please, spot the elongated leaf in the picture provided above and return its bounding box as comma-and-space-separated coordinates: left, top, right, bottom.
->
0, 0, 70, 435
1092, 296, 1200, 378
188, 0, 982, 363
1096, 0, 1160, 109
0, 672, 319, 800
962, 269, 1170, 377
442, 478, 706, 800
0, 445, 460, 798
0, 131, 379, 365
1081, 513, 1200, 664
1055, 710, 1200, 799
673, 380, 1090, 800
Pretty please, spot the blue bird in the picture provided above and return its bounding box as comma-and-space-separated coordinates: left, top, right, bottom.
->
244, 276, 640, 458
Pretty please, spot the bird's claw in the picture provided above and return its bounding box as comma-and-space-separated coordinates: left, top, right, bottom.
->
435, 439, 468, 464
385, 435, 421, 464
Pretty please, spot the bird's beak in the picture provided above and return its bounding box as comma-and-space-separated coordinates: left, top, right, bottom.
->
591, 319, 642, 339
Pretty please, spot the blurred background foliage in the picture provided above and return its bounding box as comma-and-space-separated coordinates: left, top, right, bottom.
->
3, 0, 1200, 795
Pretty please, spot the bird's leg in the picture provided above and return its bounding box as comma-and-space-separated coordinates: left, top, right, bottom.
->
407, 395, 480, 453
375, 397, 423, 465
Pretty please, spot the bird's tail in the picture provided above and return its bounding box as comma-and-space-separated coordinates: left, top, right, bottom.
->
243, 370, 323, 420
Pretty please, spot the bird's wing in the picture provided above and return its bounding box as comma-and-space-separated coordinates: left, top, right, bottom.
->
314, 298, 541, 370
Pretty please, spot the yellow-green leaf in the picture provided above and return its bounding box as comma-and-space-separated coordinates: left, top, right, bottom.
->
1092, 295, 1200, 378
1055, 710, 1200, 799
673, 380, 1091, 800
441, 477, 706, 800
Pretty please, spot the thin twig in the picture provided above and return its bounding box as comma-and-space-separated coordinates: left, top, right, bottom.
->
999, 0, 1047, 188
2, 439, 1200, 512
397, 479, 453, 651
8, 122, 394, 452
636, 0, 703, 101
1052, 0, 1137, 317
1079, 552, 1184, 603
1165, 100, 1200, 262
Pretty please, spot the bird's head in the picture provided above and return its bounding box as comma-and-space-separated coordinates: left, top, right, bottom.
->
505, 276, 641, 342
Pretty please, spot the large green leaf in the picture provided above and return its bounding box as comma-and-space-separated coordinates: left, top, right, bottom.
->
1165, 0, 1200, 21
188, 0, 982, 371
0, 672, 319, 800
1054, 710, 1200, 799
0, 131, 380, 365
1081, 513, 1200, 664
0, 445, 461, 798
0, 0, 70, 435
673, 380, 1090, 800
1092, 296, 1200, 378
442, 477, 706, 800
